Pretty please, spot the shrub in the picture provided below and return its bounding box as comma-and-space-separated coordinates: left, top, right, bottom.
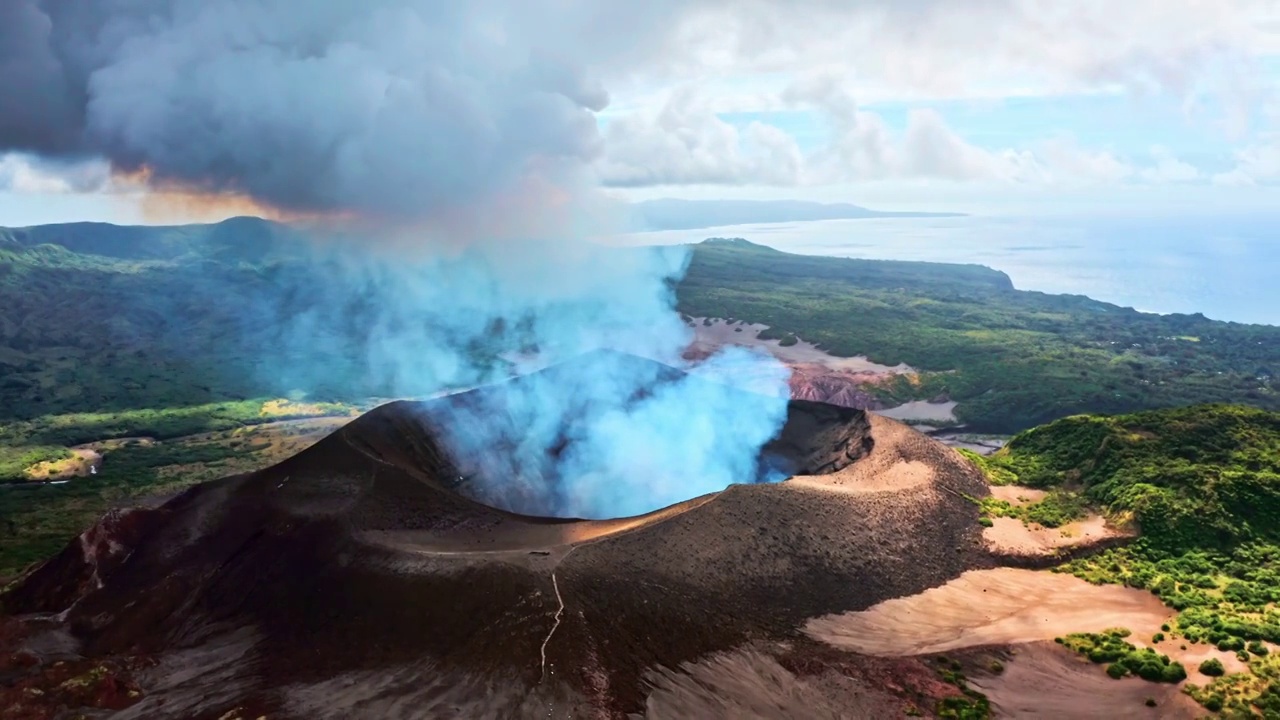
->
1217, 637, 1245, 652
1248, 640, 1270, 657
1199, 658, 1226, 677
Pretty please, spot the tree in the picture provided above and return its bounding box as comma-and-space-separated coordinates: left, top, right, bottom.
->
1199, 658, 1225, 677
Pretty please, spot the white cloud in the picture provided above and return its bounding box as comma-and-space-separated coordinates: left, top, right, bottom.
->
1033, 136, 1133, 185
1142, 145, 1201, 183
784, 79, 1140, 187
1213, 136, 1280, 185
592, 2, 1268, 125
0, 154, 110, 194
598, 80, 1216, 190
596, 86, 803, 187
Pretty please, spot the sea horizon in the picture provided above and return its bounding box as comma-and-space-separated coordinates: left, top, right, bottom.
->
613, 213, 1280, 327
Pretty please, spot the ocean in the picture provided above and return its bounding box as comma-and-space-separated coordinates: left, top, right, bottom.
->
616, 213, 1280, 327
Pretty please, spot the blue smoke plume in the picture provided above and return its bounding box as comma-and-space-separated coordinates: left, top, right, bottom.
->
275, 232, 793, 518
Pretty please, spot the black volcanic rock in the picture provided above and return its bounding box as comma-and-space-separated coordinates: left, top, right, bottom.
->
1, 353, 992, 719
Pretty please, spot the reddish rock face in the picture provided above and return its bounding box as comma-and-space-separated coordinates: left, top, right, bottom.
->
0, 614, 150, 719
787, 364, 888, 411
4, 507, 167, 616
680, 349, 890, 411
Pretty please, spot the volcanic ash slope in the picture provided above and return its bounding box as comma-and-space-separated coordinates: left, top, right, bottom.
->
1, 354, 992, 720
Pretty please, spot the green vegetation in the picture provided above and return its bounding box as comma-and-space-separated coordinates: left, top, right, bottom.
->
0, 446, 73, 482
1183, 655, 1280, 717
0, 398, 354, 449
1056, 629, 1187, 682
0, 396, 354, 576
1200, 658, 1227, 677
932, 656, 991, 720
4, 225, 1277, 436
0, 440, 248, 576
0, 218, 433, 425
679, 238, 1280, 432
973, 404, 1280, 551
974, 403, 1280, 715
977, 490, 1087, 528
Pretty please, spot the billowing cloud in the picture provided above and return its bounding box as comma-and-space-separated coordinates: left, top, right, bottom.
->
663, 0, 1276, 105
0, 153, 109, 194
602, 79, 1204, 189
0, 0, 634, 222
2, 0, 1273, 208
597, 86, 803, 187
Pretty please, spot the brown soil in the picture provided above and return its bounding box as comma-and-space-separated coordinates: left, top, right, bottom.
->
686, 317, 912, 374
804, 566, 1256, 714
637, 644, 911, 720
983, 515, 1132, 561
683, 317, 918, 414
965, 643, 1203, 719
23, 448, 101, 481
785, 413, 949, 494
988, 485, 1048, 506
804, 568, 1175, 656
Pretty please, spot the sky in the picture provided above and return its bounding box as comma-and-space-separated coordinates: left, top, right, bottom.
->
1, 0, 1279, 226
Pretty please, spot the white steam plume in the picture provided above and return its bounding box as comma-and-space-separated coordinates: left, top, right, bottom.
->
0, 0, 794, 517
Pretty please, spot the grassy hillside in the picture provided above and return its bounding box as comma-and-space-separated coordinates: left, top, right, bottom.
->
967, 404, 1280, 716
678, 239, 1280, 432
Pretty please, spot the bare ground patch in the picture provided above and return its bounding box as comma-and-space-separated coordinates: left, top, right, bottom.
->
803, 568, 1174, 656
686, 317, 912, 374
983, 515, 1132, 561
988, 486, 1048, 506
23, 448, 102, 481
966, 643, 1202, 719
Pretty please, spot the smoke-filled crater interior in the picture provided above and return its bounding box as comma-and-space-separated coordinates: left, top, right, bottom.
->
396, 351, 868, 520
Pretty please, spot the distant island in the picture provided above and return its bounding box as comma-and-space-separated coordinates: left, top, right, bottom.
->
625, 198, 966, 232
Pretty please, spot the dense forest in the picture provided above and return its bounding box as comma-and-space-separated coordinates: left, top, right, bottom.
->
967, 404, 1280, 716
4, 222, 1277, 436
678, 238, 1279, 431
